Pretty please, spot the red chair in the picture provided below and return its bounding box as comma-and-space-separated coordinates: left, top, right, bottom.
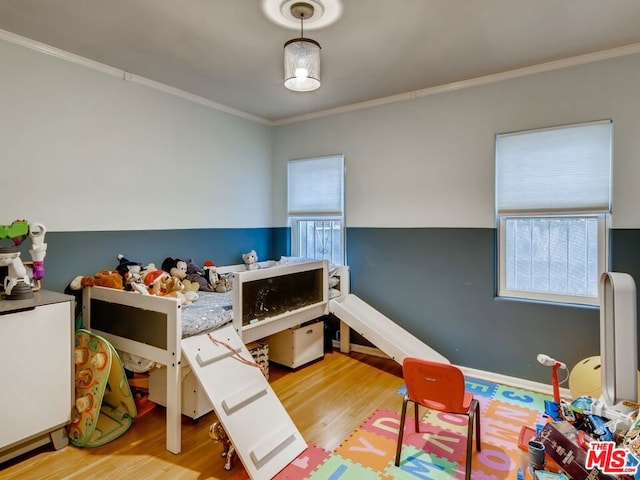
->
394, 357, 481, 480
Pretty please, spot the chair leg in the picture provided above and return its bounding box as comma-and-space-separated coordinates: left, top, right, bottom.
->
465, 399, 480, 480
395, 395, 409, 466
414, 402, 419, 432
474, 399, 481, 451
465, 415, 473, 480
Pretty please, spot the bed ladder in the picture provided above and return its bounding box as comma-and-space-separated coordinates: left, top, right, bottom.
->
181, 324, 306, 480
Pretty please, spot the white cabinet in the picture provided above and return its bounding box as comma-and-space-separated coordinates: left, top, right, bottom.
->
0, 291, 74, 463
266, 320, 324, 369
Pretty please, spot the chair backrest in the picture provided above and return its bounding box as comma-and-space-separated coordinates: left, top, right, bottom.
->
402, 357, 468, 414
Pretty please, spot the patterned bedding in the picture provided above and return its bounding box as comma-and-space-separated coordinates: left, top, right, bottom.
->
181, 290, 234, 337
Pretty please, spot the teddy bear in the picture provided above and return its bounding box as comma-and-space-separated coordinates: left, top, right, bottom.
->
70, 270, 124, 290
158, 276, 198, 305
242, 250, 259, 271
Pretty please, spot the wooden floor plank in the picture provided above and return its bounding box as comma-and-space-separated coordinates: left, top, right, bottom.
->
0, 351, 403, 480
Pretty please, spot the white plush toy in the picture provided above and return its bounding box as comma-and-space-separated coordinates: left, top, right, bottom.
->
242, 250, 259, 270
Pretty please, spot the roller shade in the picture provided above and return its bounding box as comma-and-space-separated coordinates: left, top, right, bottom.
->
288, 155, 344, 216
496, 120, 612, 215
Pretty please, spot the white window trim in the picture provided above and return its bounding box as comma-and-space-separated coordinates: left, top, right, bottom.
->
497, 214, 609, 306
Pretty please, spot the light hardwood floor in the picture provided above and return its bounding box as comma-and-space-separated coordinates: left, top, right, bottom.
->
0, 351, 404, 480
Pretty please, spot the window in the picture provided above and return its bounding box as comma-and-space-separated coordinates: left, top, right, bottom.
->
495, 120, 612, 305
288, 155, 345, 265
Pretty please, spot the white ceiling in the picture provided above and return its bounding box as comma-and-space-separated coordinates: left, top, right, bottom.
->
1, 0, 640, 123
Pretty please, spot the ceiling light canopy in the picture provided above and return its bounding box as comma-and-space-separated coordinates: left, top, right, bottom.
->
262, 0, 342, 30
284, 2, 321, 92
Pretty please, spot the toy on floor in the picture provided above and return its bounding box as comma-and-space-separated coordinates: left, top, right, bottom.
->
569, 355, 640, 401
209, 421, 236, 471
68, 329, 137, 447
537, 353, 567, 405
127, 374, 156, 418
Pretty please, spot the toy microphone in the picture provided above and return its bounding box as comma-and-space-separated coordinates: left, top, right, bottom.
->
537, 353, 565, 404
536, 354, 566, 369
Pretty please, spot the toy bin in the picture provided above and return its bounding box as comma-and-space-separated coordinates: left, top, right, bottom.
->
266, 320, 324, 369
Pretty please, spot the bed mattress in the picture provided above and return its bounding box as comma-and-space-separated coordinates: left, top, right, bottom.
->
181, 290, 234, 337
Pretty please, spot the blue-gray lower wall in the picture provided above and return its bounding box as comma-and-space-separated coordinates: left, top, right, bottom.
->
24, 228, 281, 294
14, 226, 639, 384
346, 228, 603, 384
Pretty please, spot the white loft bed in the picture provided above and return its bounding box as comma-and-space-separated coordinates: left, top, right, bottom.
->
83, 259, 347, 454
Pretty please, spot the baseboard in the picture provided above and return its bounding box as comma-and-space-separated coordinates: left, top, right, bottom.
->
458, 365, 572, 400
332, 339, 389, 358
332, 340, 572, 400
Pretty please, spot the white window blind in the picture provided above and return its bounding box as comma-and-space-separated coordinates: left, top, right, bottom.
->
496, 120, 612, 215
288, 155, 344, 216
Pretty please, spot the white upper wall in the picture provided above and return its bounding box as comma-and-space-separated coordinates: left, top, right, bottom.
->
273, 53, 640, 229
0, 39, 274, 231
4, 34, 640, 232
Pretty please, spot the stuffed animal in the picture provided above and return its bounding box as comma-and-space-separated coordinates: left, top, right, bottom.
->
216, 273, 232, 293
158, 276, 198, 305
242, 250, 259, 271
202, 261, 230, 293
203, 261, 220, 285
70, 270, 124, 290
160, 276, 183, 300
185, 260, 214, 292
161, 257, 187, 279
115, 254, 144, 291
209, 421, 236, 471
181, 279, 200, 303
142, 264, 170, 296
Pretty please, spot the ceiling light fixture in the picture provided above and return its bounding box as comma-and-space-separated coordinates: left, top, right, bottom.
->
283, 2, 321, 92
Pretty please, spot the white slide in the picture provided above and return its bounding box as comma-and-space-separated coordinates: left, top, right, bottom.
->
330, 294, 450, 365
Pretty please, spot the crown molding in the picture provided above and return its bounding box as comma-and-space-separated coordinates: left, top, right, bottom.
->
273, 42, 640, 126
3, 28, 640, 128
0, 28, 272, 126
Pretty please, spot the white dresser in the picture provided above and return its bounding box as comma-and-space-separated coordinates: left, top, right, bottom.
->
0, 290, 74, 464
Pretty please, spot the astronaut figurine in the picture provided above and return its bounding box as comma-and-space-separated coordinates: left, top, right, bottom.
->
0, 220, 47, 300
